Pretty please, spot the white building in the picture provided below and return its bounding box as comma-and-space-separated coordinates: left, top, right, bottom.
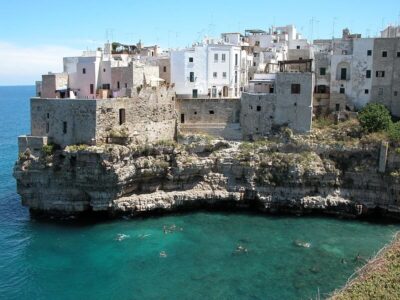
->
170, 39, 248, 98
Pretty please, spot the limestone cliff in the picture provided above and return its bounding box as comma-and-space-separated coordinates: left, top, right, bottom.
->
13, 126, 400, 219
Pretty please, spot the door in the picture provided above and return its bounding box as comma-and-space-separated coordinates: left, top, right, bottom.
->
192, 89, 198, 99
223, 86, 228, 97
340, 68, 347, 80
212, 86, 217, 98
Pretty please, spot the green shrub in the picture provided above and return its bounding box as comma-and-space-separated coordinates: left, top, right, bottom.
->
42, 144, 54, 156
358, 103, 392, 133
388, 122, 400, 142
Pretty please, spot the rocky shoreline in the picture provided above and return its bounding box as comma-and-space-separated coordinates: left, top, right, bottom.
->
13, 123, 400, 220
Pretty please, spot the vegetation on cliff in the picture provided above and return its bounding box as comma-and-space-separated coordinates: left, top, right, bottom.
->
331, 234, 400, 300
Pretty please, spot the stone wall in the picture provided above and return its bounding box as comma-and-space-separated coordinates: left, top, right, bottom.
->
176, 98, 241, 139
274, 72, 313, 133
41, 73, 68, 98
240, 93, 275, 140
28, 86, 176, 147
30, 98, 98, 147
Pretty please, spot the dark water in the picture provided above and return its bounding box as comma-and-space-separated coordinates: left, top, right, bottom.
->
0, 86, 398, 300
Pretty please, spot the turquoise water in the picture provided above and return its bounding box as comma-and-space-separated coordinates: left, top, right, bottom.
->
0, 86, 399, 300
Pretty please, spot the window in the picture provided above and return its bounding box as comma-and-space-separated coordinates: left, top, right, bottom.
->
394, 91, 398, 96
189, 57, 193, 63
222, 54, 226, 62
320, 68, 326, 76
63, 122, 67, 134
213, 72, 217, 78
335, 104, 340, 112
255, 41, 260, 46
376, 71, 385, 78
269, 86, 274, 93
189, 72, 195, 82
103, 68, 106, 72
342, 50, 348, 55
163, 66, 167, 72
296, 45, 300, 49
340, 68, 347, 80
47, 113, 50, 119
291, 84, 301, 94
46, 122, 49, 134
234, 71, 238, 84
192, 89, 198, 98
256, 106, 261, 111
367, 50, 372, 56
209, 110, 214, 115
378, 88, 384, 96
117, 81, 120, 89
397, 52, 400, 58
365, 89, 369, 94
340, 87, 345, 94
382, 51, 388, 57
222, 72, 227, 78
119, 109, 126, 125
235, 54, 238, 66
253, 62, 257, 66
124, 83, 127, 88
82, 68, 86, 74
366, 70, 371, 78
214, 53, 218, 62
90, 84, 94, 94
180, 114, 185, 124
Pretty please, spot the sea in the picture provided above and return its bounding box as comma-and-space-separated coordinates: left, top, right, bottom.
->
0, 85, 398, 300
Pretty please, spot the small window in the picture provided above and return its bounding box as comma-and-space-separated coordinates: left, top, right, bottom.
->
299, 57, 303, 60
397, 52, 400, 58
291, 84, 301, 94
335, 104, 340, 112
382, 51, 388, 57
163, 66, 167, 72
213, 72, 217, 78
253, 62, 256, 66
376, 71, 385, 78
63, 121, 67, 134
103, 68, 106, 72
366, 70, 371, 78
222, 72, 227, 78
125, 83, 128, 88
47, 113, 50, 119
117, 81, 120, 89
320, 68, 326, 76
296, 45, 300, 49
194, 111, 197, 115
209, 110, 214, 115
222, 54, 226, 62
189, 72, 195, 82
90, 84, 94, 94
235, 54, 238, 66
365, 89, 369, 94
255, 41, 260, 46
189, 57, 193, 63
342, 50, 348, 55
214, 53, 218, 62
119, 109, 126, 125
378, 88, 384, 96
82, 68, 86, 74
256, 106, 261, 111
367, 50, 372, 56
394, 91, 398, 97
46, 122, 49, 133
340, 87, 345, 94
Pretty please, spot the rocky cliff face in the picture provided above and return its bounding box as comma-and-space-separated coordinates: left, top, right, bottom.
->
13, 129, 400, 219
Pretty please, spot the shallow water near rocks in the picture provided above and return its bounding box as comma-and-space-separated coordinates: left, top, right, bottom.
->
0, 86, 399, 300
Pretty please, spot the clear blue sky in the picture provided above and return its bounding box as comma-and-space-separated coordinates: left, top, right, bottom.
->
0, 0, 399, 85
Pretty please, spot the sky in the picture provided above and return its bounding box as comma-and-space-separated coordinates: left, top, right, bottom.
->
0, 0, 399, 85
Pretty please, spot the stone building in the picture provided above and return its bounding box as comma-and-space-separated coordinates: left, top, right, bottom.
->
19, 86, 176, 152
240, 62, 314, 140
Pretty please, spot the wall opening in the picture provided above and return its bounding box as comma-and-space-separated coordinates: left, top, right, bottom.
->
63, 121, 67, 134
180, 114, 185, 124
119, 108, 126, 125
90, 84, 94, 94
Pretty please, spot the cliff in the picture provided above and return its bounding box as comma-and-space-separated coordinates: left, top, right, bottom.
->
13, 121, 400, 218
